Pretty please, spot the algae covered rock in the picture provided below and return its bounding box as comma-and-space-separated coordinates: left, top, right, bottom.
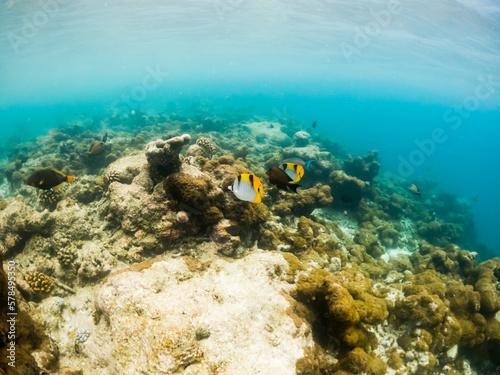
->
272, 183, 333, 218
322, 276, 360, 324
329, 170, 370, 208
101, 151, 149, 186
342, 150, 380, 182
145, 133, 191, 180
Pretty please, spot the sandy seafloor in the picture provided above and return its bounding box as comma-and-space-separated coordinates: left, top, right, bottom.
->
0, 109, 499, 375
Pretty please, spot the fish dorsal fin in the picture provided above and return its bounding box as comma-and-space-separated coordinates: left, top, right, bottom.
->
51, 167, 64, 176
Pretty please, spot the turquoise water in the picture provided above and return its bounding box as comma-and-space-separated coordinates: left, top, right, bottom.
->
1, 0, 499, 254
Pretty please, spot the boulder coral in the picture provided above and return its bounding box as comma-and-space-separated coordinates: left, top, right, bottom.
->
329, 170, 370, 208
292, 131, 311, 147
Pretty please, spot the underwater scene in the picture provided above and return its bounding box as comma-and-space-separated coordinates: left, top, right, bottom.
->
1, 0, 500, 374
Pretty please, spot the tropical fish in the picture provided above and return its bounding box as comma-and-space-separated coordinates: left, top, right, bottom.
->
312, 121, 317, 128
427, 167, 432, 172
26, 168, 74, 191
279, 162, 304, 183
88, 133, 108, 156
280, 157, 316, 171
473, 197, 479, 202
266, 166, 300, 193
228, 174, 263, 203
220, 225, 242, 237
409, 184, 421, 197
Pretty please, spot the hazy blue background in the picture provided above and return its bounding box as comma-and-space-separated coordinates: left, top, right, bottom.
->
0, 0, 499, 254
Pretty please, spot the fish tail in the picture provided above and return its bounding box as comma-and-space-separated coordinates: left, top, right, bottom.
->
66, 176, 74, 182
305, 160, 316, 170
287, 184, 300, 193
102, 133, 108, 143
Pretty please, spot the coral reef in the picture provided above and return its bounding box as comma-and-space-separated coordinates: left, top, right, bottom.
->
0, 111, 495, 375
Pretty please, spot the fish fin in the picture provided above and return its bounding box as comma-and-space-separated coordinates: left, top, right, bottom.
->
287, 183, 300, 193
305, 160, 316, 171
52, 183, 64, 191
66, 175, 74, 182
102, 133, 108, 142
50, 167, 64, 176
252, 188, 263, 203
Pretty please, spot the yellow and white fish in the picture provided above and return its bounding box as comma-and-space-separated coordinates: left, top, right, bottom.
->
279, 162, 305, 183
229, 174, 263, 203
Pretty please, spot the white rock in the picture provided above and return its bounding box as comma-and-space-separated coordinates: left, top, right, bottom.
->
446, 345, 458, 360
85, 253, 315, 374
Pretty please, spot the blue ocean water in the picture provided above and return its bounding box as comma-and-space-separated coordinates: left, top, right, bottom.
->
0, 0, 499, 254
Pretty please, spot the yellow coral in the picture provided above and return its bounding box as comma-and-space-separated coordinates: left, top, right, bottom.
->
25, 271, 54, 293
